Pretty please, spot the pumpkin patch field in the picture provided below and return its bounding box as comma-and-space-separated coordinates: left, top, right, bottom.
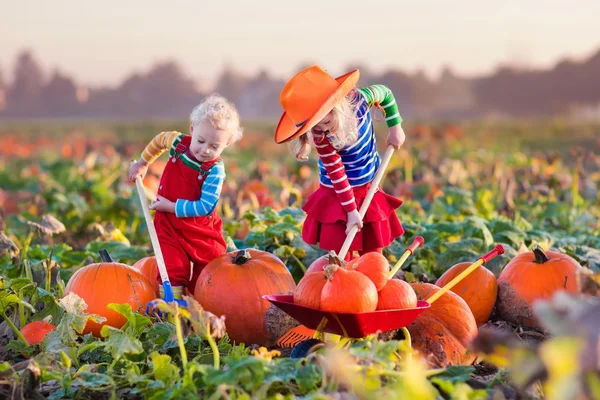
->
0, 120, 599, 399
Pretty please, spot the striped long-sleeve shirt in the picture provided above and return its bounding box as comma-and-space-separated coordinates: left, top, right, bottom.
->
314, 85, 402, 213
140, 131, 225, 218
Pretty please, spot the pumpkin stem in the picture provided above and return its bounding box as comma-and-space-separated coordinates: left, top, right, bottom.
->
327, 251, 345, 268
232, 249, 252, 265
533, 245, 550, 264
324, 264, 339, 281
99, 249, 114, 263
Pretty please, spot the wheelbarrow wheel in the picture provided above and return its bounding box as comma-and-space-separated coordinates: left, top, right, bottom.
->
290, 339, 325, 359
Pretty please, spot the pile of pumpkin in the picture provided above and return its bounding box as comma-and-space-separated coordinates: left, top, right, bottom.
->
22, 244, 585, 371
294, 245, 585, 367
22, 248, 298, 348
294, 252, 418, 313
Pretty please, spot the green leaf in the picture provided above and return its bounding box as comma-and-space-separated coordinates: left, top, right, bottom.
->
77, 341, 106, 358
462, 217, 494, 248
76, 371, 115, 389
488, 219, 526, 248
273, 245, 295, 259
6, 340, 36, 357
204, 356, 265, 392
33, 288, 64, 325
0, 289, 35, 314
106, 303, 151, 337
432, 365, 475, 383
145, 322, 176, 352
101, 325, 144, 359
261, 358, 321, 395
150, 352, 180, 383
50, 292, 106, 347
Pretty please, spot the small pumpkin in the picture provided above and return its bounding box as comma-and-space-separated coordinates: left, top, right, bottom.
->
21, 320, 56, 345
408, 282, 478, 367
194, 249, 297, 346
294, 271, 327, 309
347, 252, 389, 291
376, 279, 418, 311
436, 262, 498, 326
305, 256, 330, 275
133, 256, 160, 296
64, 250, 157, 337
320, 263, 378, 313
496, 245, 581, 328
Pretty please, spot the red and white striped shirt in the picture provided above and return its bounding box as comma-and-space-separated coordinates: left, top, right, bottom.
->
312, 132, 357, 212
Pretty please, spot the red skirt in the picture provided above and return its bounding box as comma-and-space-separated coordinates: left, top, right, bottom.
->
302, 183, 404, 253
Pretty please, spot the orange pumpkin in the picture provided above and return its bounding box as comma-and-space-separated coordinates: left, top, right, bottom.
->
133, 256, 160, 296
294, 271, 327, 309
305, 256, 330, 275
194, 249, 296, 346
408, 283, 478, 367
21, 320, 56, 345
64, 250, 157, 337
436, 262, 497, 326
347, 252, 389, 291
320, 264, 378, 313
496, 246, 581, 328
376, 279, 417, 311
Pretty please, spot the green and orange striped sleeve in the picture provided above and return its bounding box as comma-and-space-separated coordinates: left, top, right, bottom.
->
140, 131, 182, 164
358, 85, 403, 127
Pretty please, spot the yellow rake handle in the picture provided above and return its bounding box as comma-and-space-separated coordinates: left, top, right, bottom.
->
426, 244, 505, 304
388, 236, 425, 279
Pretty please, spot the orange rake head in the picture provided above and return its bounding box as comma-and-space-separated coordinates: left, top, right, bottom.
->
276, 324, 316, 348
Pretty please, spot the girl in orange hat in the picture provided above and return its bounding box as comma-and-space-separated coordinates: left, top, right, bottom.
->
274, 65, 406, 261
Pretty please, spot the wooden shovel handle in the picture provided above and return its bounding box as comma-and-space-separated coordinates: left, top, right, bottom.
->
337, 145, 395, 260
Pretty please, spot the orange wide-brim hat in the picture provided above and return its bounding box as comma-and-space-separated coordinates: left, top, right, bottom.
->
274, 65, 360, 144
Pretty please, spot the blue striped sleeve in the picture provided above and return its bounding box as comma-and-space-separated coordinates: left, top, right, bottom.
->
175, 162, 225, 218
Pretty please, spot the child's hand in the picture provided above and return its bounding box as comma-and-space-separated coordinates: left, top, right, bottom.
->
129, 160, 149, 182
346, 209, 364, 235
386, 125, 406, 150
149, 195, 175, 213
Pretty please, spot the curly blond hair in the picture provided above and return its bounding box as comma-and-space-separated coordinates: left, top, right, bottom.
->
190, 93, 243, 143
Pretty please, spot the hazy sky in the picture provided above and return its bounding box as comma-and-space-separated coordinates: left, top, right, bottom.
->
2, 0, 599, 87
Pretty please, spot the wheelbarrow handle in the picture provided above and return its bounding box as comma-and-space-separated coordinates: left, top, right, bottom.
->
338, 145, 396, 260
426, 244, 505, 304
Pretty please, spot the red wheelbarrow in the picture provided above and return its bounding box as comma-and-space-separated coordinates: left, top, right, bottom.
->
264, 146, 505, 357
264, 243, 504, 357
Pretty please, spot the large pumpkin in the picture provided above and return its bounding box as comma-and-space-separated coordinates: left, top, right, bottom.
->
436, 262, 497, 326
496, 246, 581, 328
408, 283, 478, 367
194, 249, 297, 346
320, 264, 378, 313
376, 279, 417, 311
64, 250, 157, 337
133, 256, 160, 296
